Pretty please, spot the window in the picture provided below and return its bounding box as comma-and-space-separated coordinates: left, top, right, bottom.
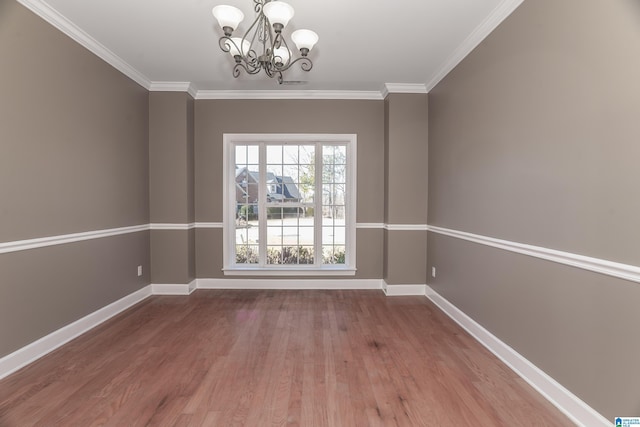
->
223, 134, 357, 275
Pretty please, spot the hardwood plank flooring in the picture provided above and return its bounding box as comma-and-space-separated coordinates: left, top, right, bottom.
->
0, 290, 573, 426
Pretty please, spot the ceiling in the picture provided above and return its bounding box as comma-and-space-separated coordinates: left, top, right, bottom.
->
20, 0, 524, 95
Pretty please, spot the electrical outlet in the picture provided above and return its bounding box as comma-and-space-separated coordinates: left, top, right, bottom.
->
137, 265, 143, 277
431, 266, 436, 278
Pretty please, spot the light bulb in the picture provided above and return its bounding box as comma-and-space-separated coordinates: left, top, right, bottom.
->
263, 1, 294, 30
291, 29, 318, 55
225, 37, 250, 57
212, 5, 244, 34
273, 46, 291, 65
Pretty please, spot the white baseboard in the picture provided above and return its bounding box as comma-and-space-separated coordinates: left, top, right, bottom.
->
424, 286, 609, 427
151, 280, 197, 295
0, 285, 152, 381
196, 278, 383, 290
382, 282, 427, 296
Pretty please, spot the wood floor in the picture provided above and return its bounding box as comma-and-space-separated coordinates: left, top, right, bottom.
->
0, 290, 572, 426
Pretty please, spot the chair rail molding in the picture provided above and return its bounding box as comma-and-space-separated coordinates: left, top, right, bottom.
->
428, 225, 640, 285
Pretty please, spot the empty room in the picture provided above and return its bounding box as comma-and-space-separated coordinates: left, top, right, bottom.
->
1, 0, 638, 425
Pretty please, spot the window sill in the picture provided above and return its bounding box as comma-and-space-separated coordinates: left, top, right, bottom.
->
222, 267, 357, 276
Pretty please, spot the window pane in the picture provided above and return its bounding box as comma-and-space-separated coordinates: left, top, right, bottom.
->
267, 145, 282, 164
300, 187, 314, 204
334, 164, 346, 183
298, 163, 314, 202
267, 246, 283, 264
300, 246, 314, 264
283, 164, 299, 182
322, 164, 333, 183
323, 145, 336, 165
298, 209, 314, 247
283, 145, 299, 164
267, 225, 283, 246
282, 246, 298, 264
282, 226, 299, 246
333, 226, 346, 245
245, 145, 258, 163
235, 200, 260, 265
335, 146, 346, 163
236, 245, 259, 264
267, 208, 283, 224
235, 145, 247, 165
299, 145, 315, 162
322, 185, 333, 205
266, 164, 283, 180
322, 245, 345, 265
322, 226, 334, 245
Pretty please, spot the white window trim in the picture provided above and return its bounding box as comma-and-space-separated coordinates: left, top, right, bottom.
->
222, 133, 357, 276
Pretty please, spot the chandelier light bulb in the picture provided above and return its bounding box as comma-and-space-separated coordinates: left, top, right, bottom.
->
273, 46, 291, 65
291, 29, 318, 54
225, 37, 251, 57
212, 5, 244, 35
263, 1, 294, 31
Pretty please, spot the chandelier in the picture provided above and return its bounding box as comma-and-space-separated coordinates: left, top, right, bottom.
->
212, 0, 319, 84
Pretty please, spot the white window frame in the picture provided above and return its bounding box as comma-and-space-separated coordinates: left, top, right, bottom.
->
223, 133, 357, 276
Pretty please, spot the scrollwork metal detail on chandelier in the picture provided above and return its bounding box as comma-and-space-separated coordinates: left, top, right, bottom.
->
212, 0, 318, 84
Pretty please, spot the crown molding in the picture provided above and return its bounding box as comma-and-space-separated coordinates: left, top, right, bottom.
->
17, 0, 521, 97
149, 82, 198, 98
381, 83, 428, 98
16, 0, 152, 90
195, 90, 384, 100
425, 0, 525, 91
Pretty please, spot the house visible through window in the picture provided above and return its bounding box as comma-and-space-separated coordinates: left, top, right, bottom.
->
223, 134, 356, 275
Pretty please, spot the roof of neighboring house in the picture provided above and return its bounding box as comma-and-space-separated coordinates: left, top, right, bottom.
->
235, 167, 301, 201
277, 176, 301, 200
235, 167, 276, 184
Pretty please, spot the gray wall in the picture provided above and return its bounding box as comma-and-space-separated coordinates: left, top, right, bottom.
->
149, 92, 195, 284
384, 93, 428, 285
0, 1, 150, 357
194, 99, 385, 279
428, 0, 640, 418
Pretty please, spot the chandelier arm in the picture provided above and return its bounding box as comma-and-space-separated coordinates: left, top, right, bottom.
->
236, 57, 261, 74
272, 35, 292, 69
233, 62, 262, 77
232, 63, 245, 78
218, 35, 260, 72
218, 36, 234, 53
278, 56, 313, 73
239, 59, 258, 73
253, 0, 263, 14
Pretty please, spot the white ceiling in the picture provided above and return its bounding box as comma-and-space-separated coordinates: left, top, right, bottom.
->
20, 0, 524, 95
